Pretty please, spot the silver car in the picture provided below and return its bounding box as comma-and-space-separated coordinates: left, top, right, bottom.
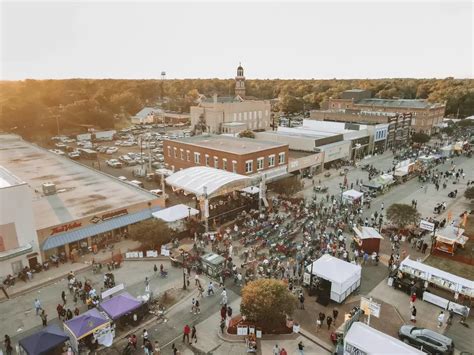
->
398, 325, 454, 355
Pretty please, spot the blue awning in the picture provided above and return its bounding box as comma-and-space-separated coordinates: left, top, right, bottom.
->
42, 207, 161, 251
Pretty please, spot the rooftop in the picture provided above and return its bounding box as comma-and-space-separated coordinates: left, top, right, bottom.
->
0, 165, 25, 188
0, 134, 158, 230
133, 107, 163, 119
356, 98, 443, 109
171, 134, 287, 155
200, 96, 243, 104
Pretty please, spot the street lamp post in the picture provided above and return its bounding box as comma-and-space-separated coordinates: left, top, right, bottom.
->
339, 183, 344, 203
181, 250, 187, 290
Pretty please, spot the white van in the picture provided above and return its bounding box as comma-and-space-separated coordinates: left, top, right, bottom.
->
128, 180, 144, 188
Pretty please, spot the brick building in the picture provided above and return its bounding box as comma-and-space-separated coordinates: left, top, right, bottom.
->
163, 135, 289, 177
322, 89, 445, 135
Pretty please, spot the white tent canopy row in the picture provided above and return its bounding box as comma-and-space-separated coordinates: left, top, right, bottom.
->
165, 166, 252, 197
342, 189, 363, 201
305, 254, 361, 303
400, 257, 474, 296
152, 204, 199, 222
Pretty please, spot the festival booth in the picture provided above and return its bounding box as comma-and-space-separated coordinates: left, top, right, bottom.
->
18, 325, 69, 355
393, 257, 474, 309
440, 145, 453, 158
352, 226, 384, 254
434, 226, 468, 255
99, 292, 145, 328
63, 308, 113, 353
373, 174, 394, 190
342, 189, 364, 205
200, 252, 226, 278
152, 204, 199, 231
344, 322, 424, 355
304, 254, 361, 304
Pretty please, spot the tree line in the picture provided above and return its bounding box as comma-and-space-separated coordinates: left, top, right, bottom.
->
0, 78, 472, 140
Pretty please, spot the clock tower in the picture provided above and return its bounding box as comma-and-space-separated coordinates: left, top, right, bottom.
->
235, 63, 246, 98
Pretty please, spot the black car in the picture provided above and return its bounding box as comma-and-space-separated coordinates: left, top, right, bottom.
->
398, 325, 454, 355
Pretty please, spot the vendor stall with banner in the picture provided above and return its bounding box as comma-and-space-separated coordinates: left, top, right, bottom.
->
18, 325, 69, 355
352, 226, 384, 254
342, 189, 364, 205
99, 291, 145, 328
63, 308, 112, 353
434, 226, 468, 255
393, 257, 473, 307
304, 254, 361, 304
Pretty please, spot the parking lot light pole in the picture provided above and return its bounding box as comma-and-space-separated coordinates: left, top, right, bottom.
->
181, 250, 187, 290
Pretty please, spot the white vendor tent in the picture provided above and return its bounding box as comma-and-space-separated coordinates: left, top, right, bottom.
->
344, 322, 424, 354
342, 189, 363, 204
240, 186, 260, 195
152, 204, 199, 222
165, 166, 251, 197
305, 254, 361, 303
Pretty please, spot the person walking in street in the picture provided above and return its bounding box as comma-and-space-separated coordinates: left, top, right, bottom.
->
153, 264, 158, 277
56, 303, 64, 321
333, 308, 339, 323
3, 334, 13, 355
182, 324, 190, 343
410, 306, 417, 323
273, 344, 280, 355
220, 318, 226, 334
129, 334, 137, 350
220, 305, 227, 320
190, 298, 195, 313
220, 288, 227, 305
40, 309, 48, 327
61, 290, 67, 305
298, 292, 305, 310
447, 309, 454, 325
437, 311, 445, 328
198, 284, 204, 298
171, 343, 179, 355
142, 329, 149, 346
410, 293, 416, 307
34, 298, 42, 315
191, 325, 197, 343
194, 300, 200, 315
207, 282, 215, 296
297, 341, 304, 355
153, 340, 161, 354
326, 315, 333, 329
66, 308, 73, 321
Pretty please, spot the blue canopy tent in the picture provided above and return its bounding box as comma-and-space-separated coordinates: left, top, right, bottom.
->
19, 325, 69, 355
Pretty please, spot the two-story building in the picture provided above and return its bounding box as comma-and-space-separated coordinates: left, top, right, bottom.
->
163, 135, 289, 179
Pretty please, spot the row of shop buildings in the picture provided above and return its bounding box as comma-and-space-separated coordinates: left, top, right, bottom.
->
0, 134, 163, 279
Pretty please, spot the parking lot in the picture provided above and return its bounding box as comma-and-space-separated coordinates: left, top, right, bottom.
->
47, 124, 195, 207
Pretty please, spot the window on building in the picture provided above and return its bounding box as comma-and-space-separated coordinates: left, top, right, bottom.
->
238, 113, 242, 121
268, 154, 275, 167
186, 150, 190, 161
254, 111, 257, 119
245, 160, 253, 174
279, 152, 286, 165
259, 111, 263, 119
223, 158, 227, 170
244, 112, 248, 121
205, 154, 210, 167
173, 147, 178, 158
194, 152, 201, 164
167, 146, 171, 157
257, 157, 264, 171
233, 113, 237, 121
214, 156, 219, 168
232, 160, 237, 173
265, 110, 269, 116
180, 149, 184, 160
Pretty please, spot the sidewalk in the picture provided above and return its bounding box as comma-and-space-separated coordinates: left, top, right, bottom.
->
1, 239, 141, 300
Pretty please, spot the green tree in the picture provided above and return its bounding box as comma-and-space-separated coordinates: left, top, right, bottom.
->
386, 204, 421, 229
465, 187, 474, 200
240, 279, 297, 332
238, 130, 255, 138
129, 218, 173, 249
411, 132, 430, 144
440, 126, 454, 136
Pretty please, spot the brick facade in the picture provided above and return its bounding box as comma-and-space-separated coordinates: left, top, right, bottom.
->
163, 139, 289, 176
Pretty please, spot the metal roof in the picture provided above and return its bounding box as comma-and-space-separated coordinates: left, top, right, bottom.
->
165, 166, 251, 197
357, 98, 441, 109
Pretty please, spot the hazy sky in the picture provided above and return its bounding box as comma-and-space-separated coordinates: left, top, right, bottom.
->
1, 0, 473, 80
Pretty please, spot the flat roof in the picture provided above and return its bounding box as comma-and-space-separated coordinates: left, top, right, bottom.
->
0, 165, 25, 188
0, 134, 158, 230
357, 98, 443, 109
172, 134, 287, 155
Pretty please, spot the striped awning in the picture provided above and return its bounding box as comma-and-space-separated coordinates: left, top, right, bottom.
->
42, 207, 161, 251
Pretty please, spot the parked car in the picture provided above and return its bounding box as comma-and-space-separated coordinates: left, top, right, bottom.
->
68, 151, 81, 160
106, 147, 119, 154
118, 176, 127, 182
398, 325, 454, 355
106, 159, 123, 168
128, 180, 144, 188
149, 189, 169, 200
